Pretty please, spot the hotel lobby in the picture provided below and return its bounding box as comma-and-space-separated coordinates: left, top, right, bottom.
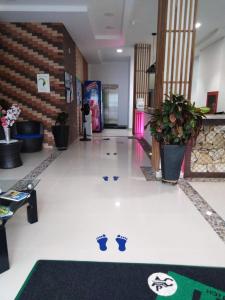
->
0, 0, 225, 299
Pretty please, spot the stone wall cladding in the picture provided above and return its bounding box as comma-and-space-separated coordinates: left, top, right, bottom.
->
191, 125, 225, 172
0, 22, 67, 146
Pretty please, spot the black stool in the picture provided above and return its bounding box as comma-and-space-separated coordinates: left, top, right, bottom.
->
12, 121, 44, 153
0, 140, 22, 169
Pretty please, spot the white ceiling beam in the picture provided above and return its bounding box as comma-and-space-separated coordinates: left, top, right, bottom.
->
0, 5, 88, 13
122, 0, 135, 37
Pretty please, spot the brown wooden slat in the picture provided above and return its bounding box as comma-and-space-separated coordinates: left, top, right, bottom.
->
175, 0, 184, 92
170, 0, 178, 93
165, 0, 174, 95
184, 0, 194, 98
152, 0, 168, 171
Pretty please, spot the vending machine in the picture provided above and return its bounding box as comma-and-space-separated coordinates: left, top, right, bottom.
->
84, 81, 103, 132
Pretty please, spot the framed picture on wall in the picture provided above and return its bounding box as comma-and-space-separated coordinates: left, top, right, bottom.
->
206, 91, 219, 113
64, 72, 74, 103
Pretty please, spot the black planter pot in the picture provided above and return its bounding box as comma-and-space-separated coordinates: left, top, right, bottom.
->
52, 125, 69, 150
160, 144, 186, 184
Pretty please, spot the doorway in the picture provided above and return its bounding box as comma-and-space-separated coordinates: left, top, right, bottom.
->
102, 84, 119, 128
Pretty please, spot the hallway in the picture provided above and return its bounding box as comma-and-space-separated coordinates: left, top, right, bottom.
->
1, 130, 225, 299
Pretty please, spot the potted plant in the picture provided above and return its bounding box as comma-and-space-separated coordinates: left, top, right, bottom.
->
150, 94, 204, 183
0, 103, 21, 143
52, 112, 69, 150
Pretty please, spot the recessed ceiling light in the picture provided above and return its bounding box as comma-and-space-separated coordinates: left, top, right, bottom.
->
104, 12, 114, 17
195, 22, 202, 29
116, 49, 123, 53
105, 25, 114, 30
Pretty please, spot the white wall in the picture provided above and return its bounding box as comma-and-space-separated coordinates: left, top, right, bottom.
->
89, 61, 130, 126
192, 38, 225, 111
192, 56, 200, 103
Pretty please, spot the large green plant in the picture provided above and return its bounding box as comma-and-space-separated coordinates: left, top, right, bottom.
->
150, 94, 204, 145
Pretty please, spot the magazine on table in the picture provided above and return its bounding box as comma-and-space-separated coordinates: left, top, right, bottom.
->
0, 205, 13, 218
0, 190, 30, 202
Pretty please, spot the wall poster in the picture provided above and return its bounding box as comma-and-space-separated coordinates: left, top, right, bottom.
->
37, 74, 50, 93
65, 72, 74, 103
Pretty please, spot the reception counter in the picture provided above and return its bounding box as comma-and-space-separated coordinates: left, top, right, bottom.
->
135, 109, 225, 178
184, 114, 225, 177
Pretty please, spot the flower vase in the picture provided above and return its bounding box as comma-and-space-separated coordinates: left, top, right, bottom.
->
3, 127, 10, 143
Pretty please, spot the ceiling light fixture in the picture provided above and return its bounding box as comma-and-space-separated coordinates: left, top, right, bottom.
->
116, 49, 123, 53
195, 22, 202, 29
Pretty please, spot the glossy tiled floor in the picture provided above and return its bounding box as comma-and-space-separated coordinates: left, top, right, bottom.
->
0, 130, 225, 299
190, 182, 225, 221
0, 149, 53, 180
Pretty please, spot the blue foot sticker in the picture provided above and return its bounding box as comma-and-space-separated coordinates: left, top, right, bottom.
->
113, 176, 119, 181
97, 234, 108, 251
103, 176, 109, 181
116, 235, 127, 251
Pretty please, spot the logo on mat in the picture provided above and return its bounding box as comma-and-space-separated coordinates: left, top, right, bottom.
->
148, 272, 177, 296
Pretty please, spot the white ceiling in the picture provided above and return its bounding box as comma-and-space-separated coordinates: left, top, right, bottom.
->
1, 0, 224, 63
196, 0, 225, 54
0, 0, 158, 63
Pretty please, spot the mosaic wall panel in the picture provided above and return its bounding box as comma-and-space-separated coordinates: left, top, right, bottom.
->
0, 22, 83, 146
191, 125, 225, 173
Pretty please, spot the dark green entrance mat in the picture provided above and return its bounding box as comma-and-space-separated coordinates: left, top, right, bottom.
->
16, 260, 225, 300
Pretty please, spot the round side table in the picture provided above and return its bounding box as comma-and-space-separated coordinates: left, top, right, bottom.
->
0, 140, 23, 169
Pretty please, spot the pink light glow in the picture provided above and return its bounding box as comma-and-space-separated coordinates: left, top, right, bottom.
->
181, 158, 185, 174
135, 110, 144, 136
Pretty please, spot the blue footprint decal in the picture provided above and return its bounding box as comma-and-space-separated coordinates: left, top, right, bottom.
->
113, 176, 119, 181
97, 234, 108, 251
116, 235, 127, 251
103, 176, 109, 182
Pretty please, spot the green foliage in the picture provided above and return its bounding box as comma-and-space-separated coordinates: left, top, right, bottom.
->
55, 112, 69, 125
150, 94, 205, 145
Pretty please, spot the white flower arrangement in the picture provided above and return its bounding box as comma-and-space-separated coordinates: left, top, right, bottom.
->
0, 104, 21, 128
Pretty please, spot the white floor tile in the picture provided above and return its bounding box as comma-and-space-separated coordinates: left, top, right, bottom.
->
0, 130, 225, 300
190, 182, 225, 220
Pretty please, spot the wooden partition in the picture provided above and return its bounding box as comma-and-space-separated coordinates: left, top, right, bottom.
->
133, 44, 151, 133
152, 0, 198, 171
164, 0, 198, 98
133, 43, 151, 107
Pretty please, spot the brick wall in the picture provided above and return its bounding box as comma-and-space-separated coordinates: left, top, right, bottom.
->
0, 22, 83, 146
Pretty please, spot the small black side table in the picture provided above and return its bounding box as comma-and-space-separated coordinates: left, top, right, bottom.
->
0, 180, 39, 274
0, 140, 22, 169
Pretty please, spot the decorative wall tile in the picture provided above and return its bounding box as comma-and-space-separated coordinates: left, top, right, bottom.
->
0, 22, 72, 146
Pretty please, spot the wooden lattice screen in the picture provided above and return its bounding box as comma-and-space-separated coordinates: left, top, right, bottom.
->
134, 43, 151, 107
164, 0, 198, 99
152, 0, 198, 171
